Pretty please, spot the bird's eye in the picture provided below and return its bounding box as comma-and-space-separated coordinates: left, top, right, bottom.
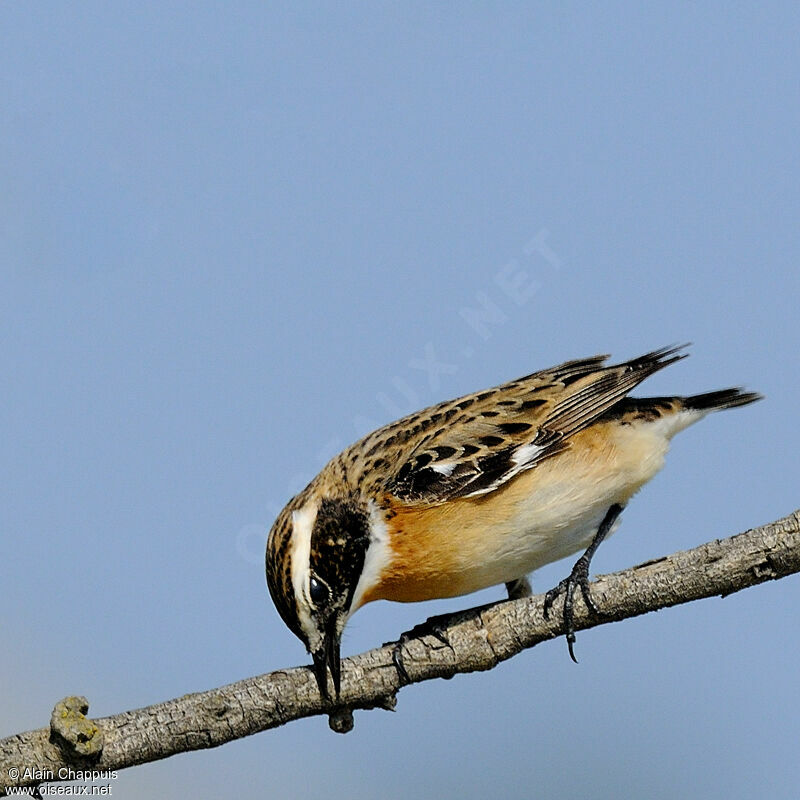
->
309, 575, 330, 607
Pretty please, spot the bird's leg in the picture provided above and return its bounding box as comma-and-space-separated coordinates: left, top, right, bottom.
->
505, 576, 532, 600
543, 503, 624, 662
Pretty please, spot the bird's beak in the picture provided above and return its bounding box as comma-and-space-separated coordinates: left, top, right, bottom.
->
311, 618, 341, 701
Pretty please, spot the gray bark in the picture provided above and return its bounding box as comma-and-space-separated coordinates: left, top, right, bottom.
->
2, 508, 798, 795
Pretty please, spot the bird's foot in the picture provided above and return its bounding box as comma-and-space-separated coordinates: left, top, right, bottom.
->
390, 613, 454, 685
543, 553, 598, 663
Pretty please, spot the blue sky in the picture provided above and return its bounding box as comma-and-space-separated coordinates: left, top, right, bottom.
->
2, 3, 798, 797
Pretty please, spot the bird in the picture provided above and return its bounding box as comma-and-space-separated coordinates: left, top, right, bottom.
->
265, 345, 761, 699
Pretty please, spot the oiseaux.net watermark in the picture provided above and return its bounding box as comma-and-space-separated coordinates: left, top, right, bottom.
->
4, 767, 118, 796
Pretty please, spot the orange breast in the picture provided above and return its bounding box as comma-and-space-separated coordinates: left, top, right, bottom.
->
371, 498, 494, 602
364, 418, 672, 604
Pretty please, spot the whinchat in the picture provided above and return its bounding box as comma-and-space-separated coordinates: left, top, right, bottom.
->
266, 346, 761, 698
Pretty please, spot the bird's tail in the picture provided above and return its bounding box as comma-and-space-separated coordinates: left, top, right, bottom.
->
682, 388, 763, 413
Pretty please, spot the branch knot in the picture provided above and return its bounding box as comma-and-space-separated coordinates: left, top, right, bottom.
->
49, 696, 104, 759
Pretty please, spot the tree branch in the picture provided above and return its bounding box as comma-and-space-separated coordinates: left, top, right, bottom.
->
2, 508, 799, 795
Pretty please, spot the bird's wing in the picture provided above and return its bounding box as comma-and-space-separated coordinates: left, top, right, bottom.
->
362, 345, 687, 504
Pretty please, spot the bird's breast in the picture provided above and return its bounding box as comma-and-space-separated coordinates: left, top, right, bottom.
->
370, 419, 671, 603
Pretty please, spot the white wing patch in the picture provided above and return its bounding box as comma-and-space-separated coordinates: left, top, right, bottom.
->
512, 441, 547, 468
456, 440, 549, 499
430, 462, 456, 476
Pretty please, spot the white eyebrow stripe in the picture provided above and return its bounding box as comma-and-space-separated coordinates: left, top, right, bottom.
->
290, 501, 318, 644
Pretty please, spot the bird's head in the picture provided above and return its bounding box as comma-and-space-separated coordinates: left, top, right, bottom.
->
266, 494, 372, 700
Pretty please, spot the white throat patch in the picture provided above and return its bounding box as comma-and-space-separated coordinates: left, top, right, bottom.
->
348, 498, 391, 616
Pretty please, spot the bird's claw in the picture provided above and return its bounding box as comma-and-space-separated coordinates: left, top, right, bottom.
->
390, 614, 453, 685
391, 644, 412, 685
543, 555, 599, 663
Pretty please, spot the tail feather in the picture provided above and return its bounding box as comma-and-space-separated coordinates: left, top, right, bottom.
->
682, 388, 763, 412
